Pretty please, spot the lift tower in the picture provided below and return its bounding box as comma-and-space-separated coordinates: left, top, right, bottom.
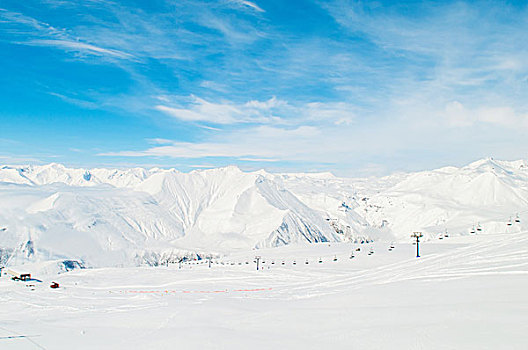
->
411, 232, 423, 258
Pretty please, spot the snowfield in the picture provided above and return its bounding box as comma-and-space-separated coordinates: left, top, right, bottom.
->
1, 158, 527, 348
1, 233, 527, 349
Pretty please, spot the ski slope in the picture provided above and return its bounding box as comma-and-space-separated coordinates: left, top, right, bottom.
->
0, 231, 526, 349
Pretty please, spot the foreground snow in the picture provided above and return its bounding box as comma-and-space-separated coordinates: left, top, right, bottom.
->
1, 232, 527, 349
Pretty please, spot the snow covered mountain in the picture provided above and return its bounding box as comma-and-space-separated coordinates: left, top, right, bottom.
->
0, 158, 526, 268
0, 164, 342, 267
357, 158, 528, 240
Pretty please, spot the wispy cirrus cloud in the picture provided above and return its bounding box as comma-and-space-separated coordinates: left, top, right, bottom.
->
26, 39, 133, 59
0, 8, 133, 60
227, 0, 265, 13
320, 0, 528, 116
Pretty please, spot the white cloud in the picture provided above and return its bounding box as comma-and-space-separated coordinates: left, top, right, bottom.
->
244, 96, 286, 110
26, 39, 133, 58
444, 101, 474, 127
228, 0, 265, 13
155, 95, 358, 126
155, 96, 286, 124
305, 102, 356, 125
238, 157, 279, 162
443, 101, 528, 129
1, 9, 133, 60
100, 125, 323, 161
155, 97, 242, 124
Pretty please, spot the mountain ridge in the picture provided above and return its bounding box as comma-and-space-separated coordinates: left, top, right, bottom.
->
0, 158, 526, 267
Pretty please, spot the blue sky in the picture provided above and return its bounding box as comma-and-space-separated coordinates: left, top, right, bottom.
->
1, 0, 527, 176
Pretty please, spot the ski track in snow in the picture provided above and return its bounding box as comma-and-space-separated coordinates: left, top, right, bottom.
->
1, 231, 527, 349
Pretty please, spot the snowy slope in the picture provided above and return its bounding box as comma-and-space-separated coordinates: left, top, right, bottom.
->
0, 165, 342, 267
1, 232, 527, 349
358, 158, 528, 240
0, 158, 527, 268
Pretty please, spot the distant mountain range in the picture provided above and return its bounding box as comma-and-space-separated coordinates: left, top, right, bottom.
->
0, 158, 526, 267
